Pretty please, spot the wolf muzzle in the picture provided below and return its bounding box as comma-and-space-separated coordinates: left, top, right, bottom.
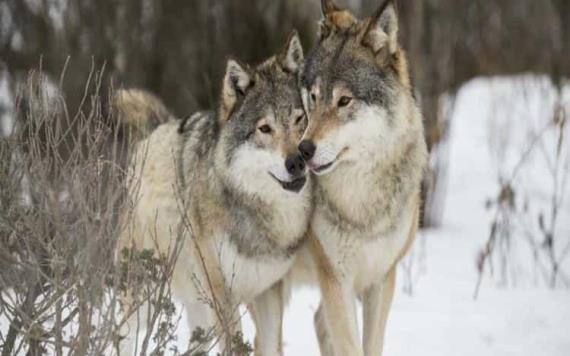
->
271, 153, 307, 193
298, 140, 316, 161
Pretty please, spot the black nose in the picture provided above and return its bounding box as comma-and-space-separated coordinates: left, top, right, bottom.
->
298, 140, 316, 161
285, 154, 306, 176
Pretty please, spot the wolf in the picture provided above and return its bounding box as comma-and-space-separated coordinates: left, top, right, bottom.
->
115, 31, 311, 355
256, 1, 428, 355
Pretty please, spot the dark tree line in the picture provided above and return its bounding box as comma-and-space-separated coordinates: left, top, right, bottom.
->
0, 0, 317, 115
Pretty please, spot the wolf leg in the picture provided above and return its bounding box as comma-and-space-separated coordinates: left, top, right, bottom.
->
248, 281, 284, 356
362, 267, 396, 356
313, 304, 335, 356
318, 274, 362, 356
309, 234, 362, 356
194, 239, 245, 354
213, 298, 244, 355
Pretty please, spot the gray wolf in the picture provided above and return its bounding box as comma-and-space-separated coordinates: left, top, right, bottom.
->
256, 1, 428, 354
116, 31, 311, 355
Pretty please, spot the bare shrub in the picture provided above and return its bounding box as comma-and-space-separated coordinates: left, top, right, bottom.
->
475, 77, 569, 297
0, 69, 252, 355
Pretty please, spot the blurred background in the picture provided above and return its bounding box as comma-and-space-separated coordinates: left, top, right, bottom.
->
0, 0, 569, 355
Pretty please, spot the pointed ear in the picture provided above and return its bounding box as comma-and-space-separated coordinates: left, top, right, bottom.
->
361, 1, 398, 58
278, 30, 304, 74
321, 0, 338, 17
318, 0, 337, 41
318, 0, 358, 42
220, 59, 254, 121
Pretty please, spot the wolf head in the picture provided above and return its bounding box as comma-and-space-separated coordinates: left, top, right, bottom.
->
298, 0, 418, 176
216, 31, 310, 196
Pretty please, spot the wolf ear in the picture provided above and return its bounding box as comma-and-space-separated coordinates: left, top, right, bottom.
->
318, 0, 336, 41
278, 30, 304, 74
318, 0, 358, 41
220, 59, 254, 121
321, 0, 338, 17
361, 0, 398, 59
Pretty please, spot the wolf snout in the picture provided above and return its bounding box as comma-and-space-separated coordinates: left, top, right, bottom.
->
285, 154, 306, 176
298, 140, 316, 161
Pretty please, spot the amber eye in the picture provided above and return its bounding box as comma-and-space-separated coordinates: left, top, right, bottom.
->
258, 124, 272, 134
338, 96, 352, 107
295, 114, 305, 125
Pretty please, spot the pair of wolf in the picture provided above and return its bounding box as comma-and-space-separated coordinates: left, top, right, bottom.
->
116, 0, 427, 355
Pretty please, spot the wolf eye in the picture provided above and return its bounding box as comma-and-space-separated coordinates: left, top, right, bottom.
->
338, 96, 352, 107
258, 124, 272, 134
310, 93, 317, 102
295, 114, 305, 125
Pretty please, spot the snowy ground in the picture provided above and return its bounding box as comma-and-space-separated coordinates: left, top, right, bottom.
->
241, 76, 570, 356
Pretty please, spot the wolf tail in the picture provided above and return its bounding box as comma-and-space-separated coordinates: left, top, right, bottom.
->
113, 89, 171, 144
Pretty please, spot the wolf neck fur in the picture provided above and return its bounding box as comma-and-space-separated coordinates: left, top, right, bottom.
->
221, 182, 309, 257
316, 112, 425, 236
